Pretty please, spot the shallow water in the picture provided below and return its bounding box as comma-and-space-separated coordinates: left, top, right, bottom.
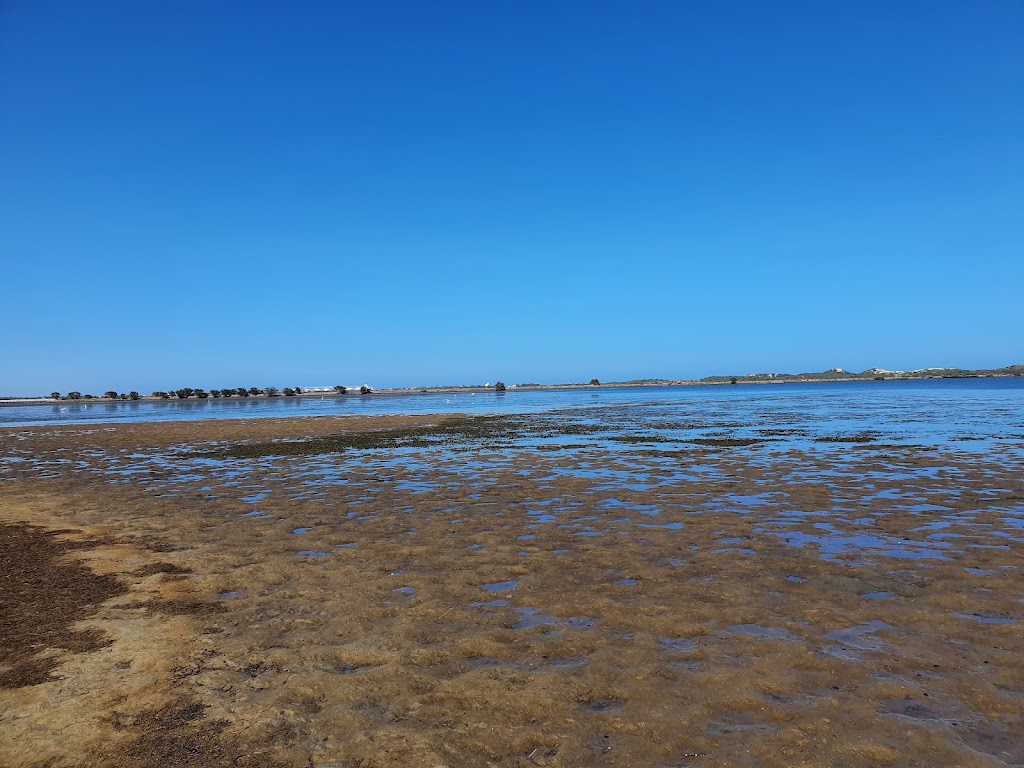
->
3, 378, 1023, 429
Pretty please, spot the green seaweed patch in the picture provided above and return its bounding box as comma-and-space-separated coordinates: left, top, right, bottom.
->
849, 443, 921, 450
608, 434, 673, 444
202, 416, 609, 459
530, 443, 592, 451
529, 423, 607, 438
206, 416, 522, 458
684, 437, 767, 447
814, 434, 878, 443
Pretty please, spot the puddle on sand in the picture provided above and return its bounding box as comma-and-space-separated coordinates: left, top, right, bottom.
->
659, 637, 697, 653
471, 657, 507, 668
477, 599, 508, 608
583, 699, 625, 713
732, 624, 801, 641
482, 580, 518, 593
292, 527, 311, 534
767, 528, 953, 562
548, 657, 588, 670
823, 620, 893, 660
955, 720, 1024, 765
879, 696, 960, 720
952, 613, 1018, 625
725, 493, 781, 507
514, 607, 559, 630
297, 550, 331, 558
529, 512, 558, 524
637, 521, 684, 530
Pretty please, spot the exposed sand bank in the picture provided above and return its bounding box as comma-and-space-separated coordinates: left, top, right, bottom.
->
1, 413, 1022, 767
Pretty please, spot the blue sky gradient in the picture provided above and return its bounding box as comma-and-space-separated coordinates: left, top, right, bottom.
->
2, 1, 1022, 395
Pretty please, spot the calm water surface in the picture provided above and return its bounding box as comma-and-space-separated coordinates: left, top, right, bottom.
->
2, 378, 1022, 437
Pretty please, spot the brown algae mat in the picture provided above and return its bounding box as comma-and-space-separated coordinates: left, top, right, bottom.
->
1, 413, 1023, 767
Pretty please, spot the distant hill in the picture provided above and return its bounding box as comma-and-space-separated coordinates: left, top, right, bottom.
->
699, 364, 1024, 384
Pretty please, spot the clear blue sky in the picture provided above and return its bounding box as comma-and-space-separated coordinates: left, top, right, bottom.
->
2, 1, 1021, 395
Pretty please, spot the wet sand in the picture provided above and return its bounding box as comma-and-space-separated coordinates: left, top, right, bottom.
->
1, 411, 1022, 767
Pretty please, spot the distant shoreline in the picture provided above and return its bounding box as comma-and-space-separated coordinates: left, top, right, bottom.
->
3, 368, 1021, 407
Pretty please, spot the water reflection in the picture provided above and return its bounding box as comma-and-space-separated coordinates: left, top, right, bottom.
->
7, 378, 1024, 428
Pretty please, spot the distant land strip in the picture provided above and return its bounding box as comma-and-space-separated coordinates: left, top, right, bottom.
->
2, 365, 1022, 404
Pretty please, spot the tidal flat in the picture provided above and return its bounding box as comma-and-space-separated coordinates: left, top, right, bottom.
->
2, 402, 1023, 767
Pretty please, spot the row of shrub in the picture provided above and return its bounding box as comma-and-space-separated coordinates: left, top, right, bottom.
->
48, 385, 378, 401
147, 385, 376, 399
48, 382, 547, 400
51, 391, 141, 401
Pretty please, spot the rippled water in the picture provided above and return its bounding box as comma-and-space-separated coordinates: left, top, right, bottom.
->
2, 377, 1022, 428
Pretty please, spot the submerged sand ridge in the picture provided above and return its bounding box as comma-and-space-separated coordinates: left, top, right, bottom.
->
1, 406, 1023, 767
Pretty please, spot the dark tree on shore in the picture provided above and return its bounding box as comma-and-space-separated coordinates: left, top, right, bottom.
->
249, 387, 261, 396
589, 379, 600, 386
211, 389, 222, 398
359, 385, 372, 395
264, 387, 279, 397
152, 391, 169, 399
119, 393, 129, 400
236, 388, 249, 397
67, 392, 81, 400
50, 392, 60, 400
283, 387, 295, 396
334, 385, 347, 394
195, 389, 209, 398
495, 381, 506, 392
294, 386, 302, 394
220, 389, 233, 397
104, 390, 119, 399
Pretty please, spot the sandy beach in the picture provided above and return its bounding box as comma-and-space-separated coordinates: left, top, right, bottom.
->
2, 409, 1023, 767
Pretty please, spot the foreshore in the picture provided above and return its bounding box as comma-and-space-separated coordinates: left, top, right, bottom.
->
2, 408, 1022, 767
5, 370, 1021, 408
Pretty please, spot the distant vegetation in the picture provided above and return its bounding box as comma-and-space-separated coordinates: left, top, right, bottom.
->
51, 384, 350, 401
